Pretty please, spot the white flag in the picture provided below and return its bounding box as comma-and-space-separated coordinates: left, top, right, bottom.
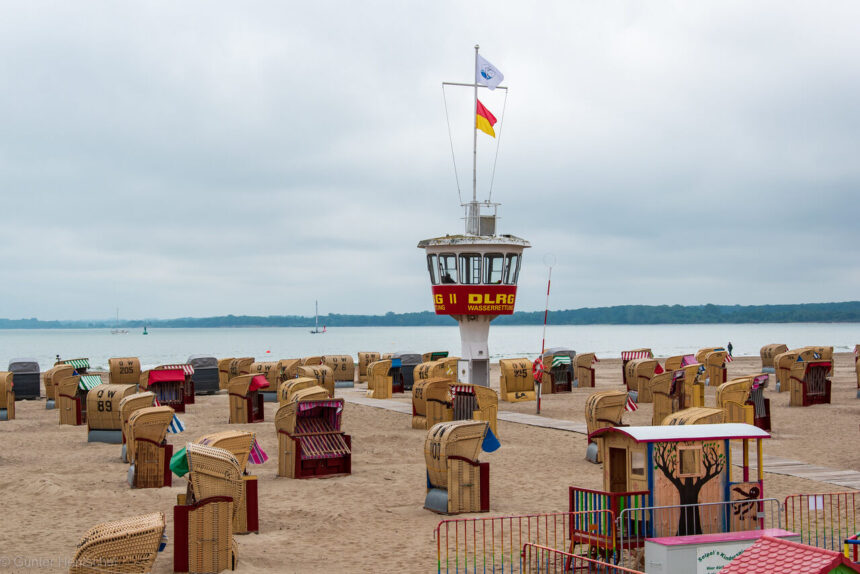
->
476, 54, 504, 90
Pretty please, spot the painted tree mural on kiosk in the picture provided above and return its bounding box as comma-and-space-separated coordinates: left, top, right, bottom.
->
653, 441, 725, 536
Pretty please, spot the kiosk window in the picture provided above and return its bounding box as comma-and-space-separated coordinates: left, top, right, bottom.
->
484, 254, 504, 284
439, 254, 457, 284
427, 254, 439, 285
458, 253, 482, 285
504, 254, 521, 285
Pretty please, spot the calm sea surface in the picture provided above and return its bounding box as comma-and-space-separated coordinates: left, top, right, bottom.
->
0, 323, 857, 371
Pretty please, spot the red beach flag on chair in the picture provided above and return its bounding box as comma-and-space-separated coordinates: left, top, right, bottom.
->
249, 437, 269, 464
476, 100, 498, 137
625, 394, 638, 412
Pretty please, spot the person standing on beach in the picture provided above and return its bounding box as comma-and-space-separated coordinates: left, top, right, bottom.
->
727, 341, 733, 357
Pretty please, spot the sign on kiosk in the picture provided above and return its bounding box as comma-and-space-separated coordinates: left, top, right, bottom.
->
431, 285, 517, 315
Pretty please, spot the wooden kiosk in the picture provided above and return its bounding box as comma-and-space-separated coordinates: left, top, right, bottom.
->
571, 423, 770, 554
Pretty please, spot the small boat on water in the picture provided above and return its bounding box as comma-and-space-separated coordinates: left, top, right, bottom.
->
309, 301, 326, 334
110, 308, 128, 334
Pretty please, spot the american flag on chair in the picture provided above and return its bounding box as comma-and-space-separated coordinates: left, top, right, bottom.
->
167, 414, 185, 434
249, 437, 269, 464
625, 394, 638, 412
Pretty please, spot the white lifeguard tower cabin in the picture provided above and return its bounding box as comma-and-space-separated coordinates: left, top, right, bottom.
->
418, 202, 529, 387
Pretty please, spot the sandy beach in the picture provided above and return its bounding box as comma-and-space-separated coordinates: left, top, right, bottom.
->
0, 353, 857, 573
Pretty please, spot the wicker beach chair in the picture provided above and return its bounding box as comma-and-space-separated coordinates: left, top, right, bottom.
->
679, 363, 705, 408
108, 357, 141, 386
119, 391, 156, 462
277, 378, 324, 404
295, 365, 335, 397
701, 350, 729, 387
625, 358, 662, 402
621, 348, 653, 390
275, 398, 351, 479
366, 359, 393, 399
498, 358, 534, 402
773, 349, 800, 392
0, 372, 14, 421
7, 358, 39, 400
273, 358, 298, 381
195, 431, 258, 534
574, 352, 598, 388
174, 443, 241, 573
412, 378, 455, 430
663, 355, 685, 372
321, 355, 356, 387
649, 371, 677, 426
301, 355, 323, 366
717, 377, 755, 424
759, 344, 788, 374
127, 406, 174, 488
584, 390, 628, 463
789, 350, 832, 407
357, 352, 380, 384
140, 368, 187, 412
539, 348, 576, 394
414, 357, 459, 384
86, 383, 137, 443
43, 364, 76, 409
70, 512, 165, 574
57, 374, 86, 426
662, 407, 725, 425
218, 357, 234, 390
227, 375, 268, 424
228, 357, 254, 381
424, 420, 490, 514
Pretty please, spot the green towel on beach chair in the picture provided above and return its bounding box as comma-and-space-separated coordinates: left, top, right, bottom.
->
170, 446, 189, 477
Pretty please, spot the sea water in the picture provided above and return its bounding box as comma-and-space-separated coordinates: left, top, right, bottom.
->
0, 323, 857, 371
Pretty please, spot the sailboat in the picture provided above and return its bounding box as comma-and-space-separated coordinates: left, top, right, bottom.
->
110, 308, 128, 334
309, 300, 326, 334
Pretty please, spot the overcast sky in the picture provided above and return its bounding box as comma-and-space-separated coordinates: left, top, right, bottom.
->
1, 2, 858, 321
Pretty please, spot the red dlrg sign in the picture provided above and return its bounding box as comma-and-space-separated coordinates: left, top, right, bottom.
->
431, 285, 518, 315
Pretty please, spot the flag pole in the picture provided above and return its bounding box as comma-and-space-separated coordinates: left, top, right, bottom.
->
536, 265, 552, 414
473, 44, 479, 206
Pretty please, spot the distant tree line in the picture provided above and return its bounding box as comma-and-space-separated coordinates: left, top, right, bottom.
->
1, 301, 859, 329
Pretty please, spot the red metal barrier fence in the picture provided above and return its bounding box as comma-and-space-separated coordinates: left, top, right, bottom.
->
434, 511, 614, 574
520, 544, 644, 574
785, 491, 860, 552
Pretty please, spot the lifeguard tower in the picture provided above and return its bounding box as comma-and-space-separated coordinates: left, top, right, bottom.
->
417, 46, 529, 387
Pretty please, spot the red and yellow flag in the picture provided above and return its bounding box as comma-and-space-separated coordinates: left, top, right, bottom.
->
476, 99, 497, 137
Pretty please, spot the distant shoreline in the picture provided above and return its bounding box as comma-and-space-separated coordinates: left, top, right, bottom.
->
2, 301, 858, 329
